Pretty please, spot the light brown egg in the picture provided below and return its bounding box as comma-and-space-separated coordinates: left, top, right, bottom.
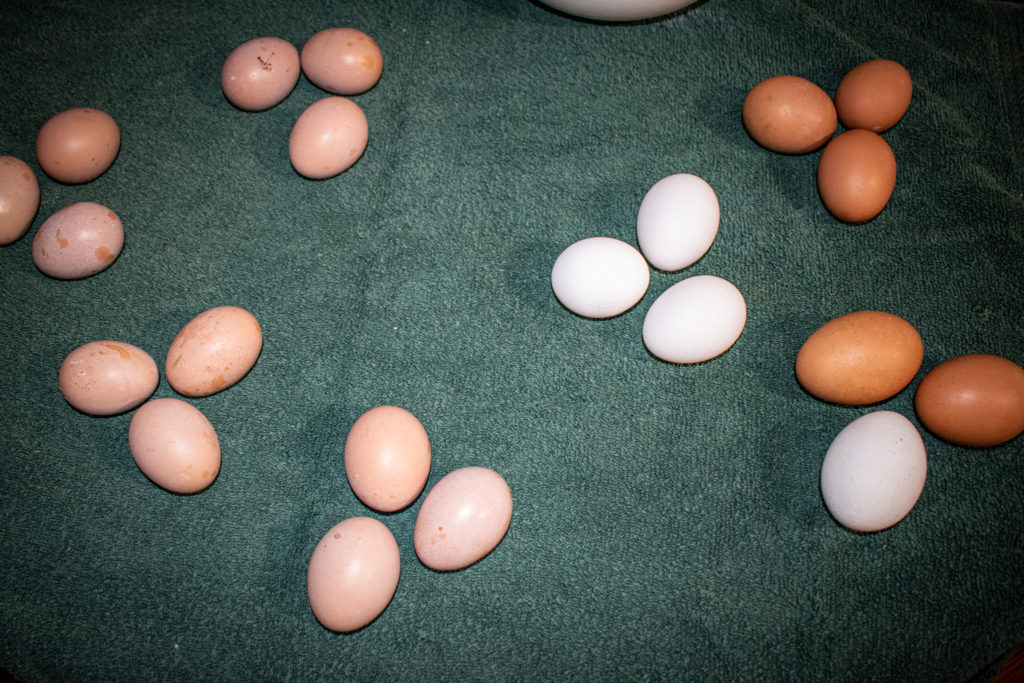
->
835, 59, 912, 133
289, 96, 368, 180
301, 28, 383, 96
796, 310, 923, 405
59, 340, 158, 416
914, 354, 1024, 447
165, 305, 262, 397
35, 107, 120, 184
221, 36, 301, 112
32, 201, 124, 279
129, 398, 220, 494
817, 129, 896, 223
344, 405, 431, 513
0, 156, 40, 245
742, 75, 837, 154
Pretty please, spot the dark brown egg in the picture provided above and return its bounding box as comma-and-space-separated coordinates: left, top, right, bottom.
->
835, 59, 912, 133
817, 129, 897, 223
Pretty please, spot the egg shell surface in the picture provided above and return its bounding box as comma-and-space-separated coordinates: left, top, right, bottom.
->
834, 59, 912, 133
345, 405, 431, 513
636, 173, 720, 272
535, 0, 700, 21
821, 410, 927, 533
289, 96, 368, 180
306, 517, 400, 633
817, 129, 897, 223
35, 107, 120, 184
59, 341, 159, 416
550, 237, 650, 318
165, 305, 263, 397
795, 310, 922, 405
742, 75, 837, 154
221, 36, 300, 111
128, 398, 221, 494
301, 27, 383, 96
914, 354, 1024, 447
642, 274, 746, 364
32, 201, 123, 279
0, 156, 40, 245
414, 467, 513, 572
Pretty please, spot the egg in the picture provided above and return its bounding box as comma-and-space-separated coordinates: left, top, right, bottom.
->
635, 173, 719, 272
35, 107, 120, 184
820, 410, 927, 533
535, 0, 700, 21
796, 310, 923, 405
301, 28, 383, 96
307, 517, 400, 632
0, 156, 40, 245
345, 405, 431, 513
221, 37, 301, 111
59, 341, 159, 416
289, 96, 368, 180
551, 237, 650, 318
817, 129, 897, 223
165, 305, 263, 397
742, 75, 837, 154
642, 274, 746, 364
834, 59, 912, 134
128, 398, 221, 494
414, 467, 513, 572
914, 354, 1024, 447
32, 201, 124, 279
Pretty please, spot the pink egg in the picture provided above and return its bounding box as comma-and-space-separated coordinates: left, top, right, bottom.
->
289, 96, 368, 179
128, 398, 221, 494
59, 340, 159, 416
221, 36, 301, 111
414, 467, 513, 571
301, 27, 383, 96
345, 405, 431, 513
165, 305, 263, 397
32, 201, 124, 279
36, 107, 120, 184
0, 155, 40, 245
306, 517, 400, 632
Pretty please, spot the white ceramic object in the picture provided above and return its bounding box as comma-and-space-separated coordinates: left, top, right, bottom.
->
536, 0, 700, 21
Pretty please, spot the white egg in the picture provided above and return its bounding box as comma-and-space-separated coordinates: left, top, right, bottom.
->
636, 173, 720, 272
642, 275, 746, 363
820, 411, 927, 533
551, 237, 650, 319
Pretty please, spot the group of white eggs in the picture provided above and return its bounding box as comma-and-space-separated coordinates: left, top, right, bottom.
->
551, 173, 746, 364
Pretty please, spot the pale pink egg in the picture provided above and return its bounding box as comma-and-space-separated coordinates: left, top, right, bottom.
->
306, 517, 401, 632
165, 305, 263, 397
32, 201, 124, 279
0, 155, 40, 245
301, 27, 383, 95
345, 405, 431, 513
289, 96, 368, 179
59, 340, 158, 416
221, 36, 301, 111
128, 398, 221, 494
36, 107, 120, 184
414, 467, 513, 571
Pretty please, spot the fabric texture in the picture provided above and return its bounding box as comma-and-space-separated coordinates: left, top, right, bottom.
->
1, 0, 1022, 680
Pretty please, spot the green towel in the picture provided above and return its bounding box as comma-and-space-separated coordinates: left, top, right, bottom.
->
1, 0, 1022, 680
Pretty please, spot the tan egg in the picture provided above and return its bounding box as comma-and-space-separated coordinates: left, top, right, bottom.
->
835, 59, 912, 133
742, 75, 837, 154
301, 28, 383, 95
59, 340, 158, 416
289, 96, 368, 179
0, 156, 40, 245
221, 36, 301, 111
796, 310, 923, 405
914, 354, 1024, 447
345, 406, 431, 513
165, 305, 262, 397
129, 398, 220, 494
36, 107, 120, 184
817, 129, 897, 223
32, 202, 124, 279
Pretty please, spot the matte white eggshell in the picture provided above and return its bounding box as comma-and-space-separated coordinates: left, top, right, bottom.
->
551, 236, 650, 318
636, 173, 720, 272
642, 274, 746, 363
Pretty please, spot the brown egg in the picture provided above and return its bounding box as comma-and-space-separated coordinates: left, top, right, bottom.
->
301, 28, 383, 96
59, 340, 159, 416
0, 156, 40, 245
817, 129, 896, 223
796, 310, 923, 405
289, 96, 368, 179
35, 107, 120, 184
835, 59, 912, 133
165, 305, 263, 397
344, 405, 431, 513
129, 398, 221, 494
914, 354, 1024, 447
221, 36, 301, 112
742, 75, 837, 154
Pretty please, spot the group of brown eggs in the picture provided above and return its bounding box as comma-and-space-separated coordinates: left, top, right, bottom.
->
742, 58, 911, 223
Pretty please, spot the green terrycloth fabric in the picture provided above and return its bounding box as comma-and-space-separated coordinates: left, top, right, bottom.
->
2, 0, 1022, 680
